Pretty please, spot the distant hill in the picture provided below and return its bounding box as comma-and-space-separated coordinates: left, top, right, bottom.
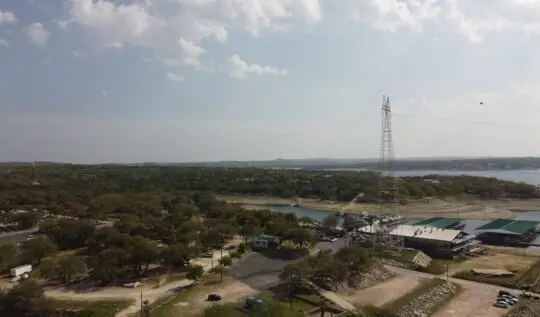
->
1, 157, 539, 171
142, 157, 540, 171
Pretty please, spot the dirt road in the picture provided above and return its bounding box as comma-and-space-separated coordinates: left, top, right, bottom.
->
44, 250, 232, 317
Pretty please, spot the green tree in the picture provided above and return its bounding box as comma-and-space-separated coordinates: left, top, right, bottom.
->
0, 243, 18, 273
0, 279, 54, 316
20, 236, 57, 265
9, 211, 40, 230
186, 265, 204, 282
127, 236, 160, 275
322, 214, 340, 234
88, 248, 130, 284
218, 256, 233, 282
55, 254, 87, 284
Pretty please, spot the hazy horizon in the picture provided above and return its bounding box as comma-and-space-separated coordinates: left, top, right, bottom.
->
1, 156, 536, 165
2, 1, 540, 163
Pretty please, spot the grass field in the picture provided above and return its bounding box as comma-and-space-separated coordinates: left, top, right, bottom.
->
454, 258, 540, 292
53, 299, 134, 316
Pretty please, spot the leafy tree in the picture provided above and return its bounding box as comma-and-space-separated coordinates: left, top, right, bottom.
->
88, 248, 130, 284
40, 219, 95, 250
186, 265, 204, 281
162, 243, 197, 268
0, 279, 54, 317
322, 214, 340, 234
127, 236, 160, 275
9, 211, 40, 230
20, 236, 57, 265
0, 243, 18, 273
218, 255, 233, 281
283, 228, 315, 249
55, 254, 87, 284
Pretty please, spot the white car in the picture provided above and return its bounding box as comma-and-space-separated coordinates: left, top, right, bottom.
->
329, 237, 338, 242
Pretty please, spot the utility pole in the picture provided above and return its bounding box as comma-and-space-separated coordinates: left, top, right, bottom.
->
288, 270, 293, 310
320, 300, 327, 317
140, 291, 143, 317
446, 264, 449, 282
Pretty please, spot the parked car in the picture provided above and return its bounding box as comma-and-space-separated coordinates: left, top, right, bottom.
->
498, 290, 513, 297
202, 251, 213, 258
493, 302, 509, 309
207, 294, 222, 302
497, 297, 516, 306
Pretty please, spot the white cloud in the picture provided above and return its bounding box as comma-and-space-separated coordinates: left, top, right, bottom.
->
348, 0, 540, 42
166, 72, 185, 83
178, 37, 206, 66
0, 38, 8, 47
0, 10, 17, 24
25, 23, 50, 46
61, 0, 322, 76
52, 0, 540, 82
71, 50, 83, 58
227, 54, 287, 79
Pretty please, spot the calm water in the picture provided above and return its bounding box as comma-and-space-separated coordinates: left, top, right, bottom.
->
394, 170, 540, 185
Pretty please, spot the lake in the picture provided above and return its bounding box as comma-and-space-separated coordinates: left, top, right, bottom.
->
265, 204, 337, 222
394, 170, 540, 185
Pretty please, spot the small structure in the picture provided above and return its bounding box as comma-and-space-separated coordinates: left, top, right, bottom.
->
250, 235, 279, 249
474, 219, 540, 246
10, 264, 32, 278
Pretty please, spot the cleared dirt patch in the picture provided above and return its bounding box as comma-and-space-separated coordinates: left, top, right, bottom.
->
449, 252, 538, 275
432, 282, 507, 317
163, 273, 278, 317
219, 195, 514, 220
339, 275, 425, 308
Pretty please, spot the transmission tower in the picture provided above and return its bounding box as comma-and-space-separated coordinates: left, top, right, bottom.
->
376, 95, 403, 252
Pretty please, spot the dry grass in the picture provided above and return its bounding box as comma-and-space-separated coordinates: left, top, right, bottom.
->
448, 253, 538, 275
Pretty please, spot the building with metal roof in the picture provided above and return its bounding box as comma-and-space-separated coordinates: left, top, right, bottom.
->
355, 224, 479, 258
474, 219, 540, 246
413, 217, 465, 230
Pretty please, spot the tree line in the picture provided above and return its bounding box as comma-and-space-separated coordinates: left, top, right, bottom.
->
0, 166, 538, 220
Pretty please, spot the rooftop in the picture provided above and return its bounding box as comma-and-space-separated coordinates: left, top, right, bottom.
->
475, 219, 540, 236
413, 217, 463, 229
357, 224, 464, 242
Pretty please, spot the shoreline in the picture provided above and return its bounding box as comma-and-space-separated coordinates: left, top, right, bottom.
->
218, 195, 540, 220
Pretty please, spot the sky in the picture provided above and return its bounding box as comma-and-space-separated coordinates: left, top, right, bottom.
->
1, 0, 540, 163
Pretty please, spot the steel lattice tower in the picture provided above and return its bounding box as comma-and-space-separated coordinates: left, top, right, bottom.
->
376, 95, 403, 252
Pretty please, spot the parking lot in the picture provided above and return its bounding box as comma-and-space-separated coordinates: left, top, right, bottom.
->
432, 283, 511, 317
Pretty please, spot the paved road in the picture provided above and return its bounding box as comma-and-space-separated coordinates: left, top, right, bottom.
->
0, 228, 38, 245
0, 222, 113, 246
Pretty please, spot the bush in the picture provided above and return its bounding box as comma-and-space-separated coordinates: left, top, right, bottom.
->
237, 243, 247, 254
230, 251, 241, 259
